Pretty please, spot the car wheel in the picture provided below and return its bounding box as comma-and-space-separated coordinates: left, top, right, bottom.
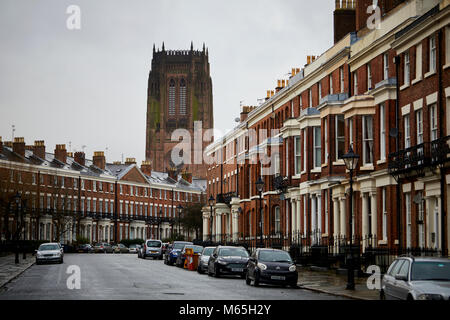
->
197, 266, 203, 274
208, 268, 213, 277
36, 260, 40, 265
379, 290, 386, 300
245, 272, 251, 285
60, 258, 64, 264
289, 281, 297, 288
254, 274, 260, 287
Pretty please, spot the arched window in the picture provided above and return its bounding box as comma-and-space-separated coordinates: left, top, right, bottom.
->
169, 79, 175, 116
179, 78, 186, 115
274, 206, 281, 234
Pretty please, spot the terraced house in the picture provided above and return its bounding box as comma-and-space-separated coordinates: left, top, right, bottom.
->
203, 0, 450, 269
0, 138, 206, 245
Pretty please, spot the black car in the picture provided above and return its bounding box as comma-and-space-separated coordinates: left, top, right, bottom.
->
207, 246, 249, 278
175, 245, 204, 268
245, 248, 298, 287
76, 244, 94, 253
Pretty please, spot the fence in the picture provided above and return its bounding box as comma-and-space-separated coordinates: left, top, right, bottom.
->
195, 232, 444, 274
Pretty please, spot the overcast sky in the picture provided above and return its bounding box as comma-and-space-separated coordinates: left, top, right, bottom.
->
0, 0, 334, 165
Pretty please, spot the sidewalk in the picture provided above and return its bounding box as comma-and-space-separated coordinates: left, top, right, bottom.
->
296, 266, 380, 300
0, 253, 35, 288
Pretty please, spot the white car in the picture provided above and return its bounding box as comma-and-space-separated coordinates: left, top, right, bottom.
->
36, 243, 64, 264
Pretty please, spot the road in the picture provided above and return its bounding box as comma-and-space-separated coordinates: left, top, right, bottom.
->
0, 253, 347, 300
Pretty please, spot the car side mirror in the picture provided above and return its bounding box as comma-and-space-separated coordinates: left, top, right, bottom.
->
395, 274, 408, 281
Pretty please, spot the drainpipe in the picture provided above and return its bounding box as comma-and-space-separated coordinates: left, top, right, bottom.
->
394, 55, 402, 253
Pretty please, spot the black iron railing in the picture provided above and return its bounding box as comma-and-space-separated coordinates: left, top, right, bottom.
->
216, 192, 236, 205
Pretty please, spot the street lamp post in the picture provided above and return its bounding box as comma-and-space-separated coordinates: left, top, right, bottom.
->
342, 146, 359, 291
158, 209, 162, 240
177, 204, 183, 239
255, 176, 264, 248
208, 195, 215, 243
12, 192, 21, 264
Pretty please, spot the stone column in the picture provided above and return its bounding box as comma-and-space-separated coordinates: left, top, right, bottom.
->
202, 206, 210, 241
296, 198, 301, 236
370, 192, 378, 241
333, 198, 340, 237
311, 194, 317, 235
291, 199, 296, 237
339, 197, 346, 236
317, 194, 322, 236
231, 197, 240, 242
361, 193, 369, 249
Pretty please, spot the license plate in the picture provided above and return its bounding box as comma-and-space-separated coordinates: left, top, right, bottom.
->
232, 268, 243, 272
151, 251, 157, 253
271, 276, 285, 280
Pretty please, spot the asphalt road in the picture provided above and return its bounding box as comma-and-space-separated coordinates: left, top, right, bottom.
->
0, 253, 347, 300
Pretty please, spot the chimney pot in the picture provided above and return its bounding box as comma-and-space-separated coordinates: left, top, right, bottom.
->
93, 151, 106, 170
33, 140, 46, 159
54, 144, 67, 163
141, 160, 152, 176
125, 157, 136, 165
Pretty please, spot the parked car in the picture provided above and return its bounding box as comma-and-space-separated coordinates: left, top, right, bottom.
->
162, 243, 170, 256
129, 244, 140, 254
113, 243, 129, 253
207, 246, 249, 278
175, 245, 204, 268
141, 239, 163, 259
35, 242, 64, 264
380, 256, 450, 300
197, 247, 216, 274
94, 242, 114, 253
164, 241, 193, 266
245, 248, 298, 287
76, 244, 94, 253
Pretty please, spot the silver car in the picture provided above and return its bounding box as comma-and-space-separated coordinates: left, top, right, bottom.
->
197, 246, 216, 274
36, 243, 64, 264
141, 239, 163, 259
380, 256, 450, 300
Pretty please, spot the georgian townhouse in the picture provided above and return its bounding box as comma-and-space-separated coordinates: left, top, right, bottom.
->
203, 0, 449, 259
0, 138, 206, 245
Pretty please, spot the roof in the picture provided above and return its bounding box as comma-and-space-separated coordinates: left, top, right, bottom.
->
0, 146, 206, 193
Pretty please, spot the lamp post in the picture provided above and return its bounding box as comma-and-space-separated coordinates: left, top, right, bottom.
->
177, 204, 183, 239
342, 146, 359, 291
158, 209, 162, 240
208, 195, 215, 242
12, 192, 21, 264
255, 176, 264, 248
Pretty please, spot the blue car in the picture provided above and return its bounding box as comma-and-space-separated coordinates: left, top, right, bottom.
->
164, 241, 193, 266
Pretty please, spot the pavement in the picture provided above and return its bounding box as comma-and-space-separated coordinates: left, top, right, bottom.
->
0, 253, 35, 288
297, 266, 380, 300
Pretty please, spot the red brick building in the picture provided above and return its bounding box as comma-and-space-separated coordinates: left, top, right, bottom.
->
203, 0, 449, 265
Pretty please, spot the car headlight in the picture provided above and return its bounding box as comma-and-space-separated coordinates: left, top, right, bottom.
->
218, 259, 227, 265
37, 253, 43, 257
289, 265, 297, 272
257, 263, 267, 271
417, 294, 444, 300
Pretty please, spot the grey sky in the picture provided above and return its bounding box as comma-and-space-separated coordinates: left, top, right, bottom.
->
0, 0, 334, 166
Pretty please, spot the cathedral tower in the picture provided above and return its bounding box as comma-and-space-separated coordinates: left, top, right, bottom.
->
145, 42, 213, 179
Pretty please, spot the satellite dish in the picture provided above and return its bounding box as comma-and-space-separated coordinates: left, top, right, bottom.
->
234, 118, 240, 123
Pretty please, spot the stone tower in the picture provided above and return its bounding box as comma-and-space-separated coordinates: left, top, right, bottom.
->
145, 42, 213, 179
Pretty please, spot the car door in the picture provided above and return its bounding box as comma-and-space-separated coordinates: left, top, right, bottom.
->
388, 259, 407, 300
384, 260, 402, 299
394, 260, 411, 300
209, 248, 218, 273
247, 250, 257, 279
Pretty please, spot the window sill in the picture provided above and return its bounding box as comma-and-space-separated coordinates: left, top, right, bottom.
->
359, 165, 374, 171
424, 70, 436, 79
292, 175, 301, 180
378, 240, 388, 245
332, 160, 345, 166
400, 83, 410, 91
321, 163, 328, 168
311, 168, 321, 173
376, 159, 387, 165
444, 63, 450, 70
411, 77, 422, 85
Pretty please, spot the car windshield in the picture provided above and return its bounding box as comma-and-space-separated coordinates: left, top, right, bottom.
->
218, 248, 249, 257
39, 244, 60, 251
203, 247, 215, 256
146, 241, 161, 248
411, 261, 450, 281
258, 250, 292, 263
174, 242, 191, 250
129, 244, 137, 248
193, 246, 203, 253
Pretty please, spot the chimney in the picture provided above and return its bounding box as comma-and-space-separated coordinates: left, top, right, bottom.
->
33, 140, 46, 159
13, 137, 25, 157
141, 160, 152, 176
275, 80, 282, 93
125, 157, 136, 165
334, 0, 356, 44
167, 167, 178, 181
93, 151, 106, 170
74, 152, 85, 166
240, 106, 253, 122
54, 144, 67, 163
67, 152, 73, 158
181, 170, 193, 184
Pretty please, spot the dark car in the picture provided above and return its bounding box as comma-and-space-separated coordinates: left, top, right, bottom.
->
164, 241, 193, 266
93, 242, 114, 253
245, 248, 298, 287
76, 244, 94, 253
175, 245, 204, 268
207, 246, 249, 278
